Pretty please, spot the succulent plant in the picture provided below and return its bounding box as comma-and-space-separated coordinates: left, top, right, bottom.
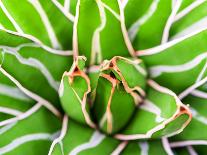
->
0, 0, 207, 154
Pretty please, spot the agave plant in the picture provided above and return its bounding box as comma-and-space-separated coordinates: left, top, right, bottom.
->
0, 0, 207, 154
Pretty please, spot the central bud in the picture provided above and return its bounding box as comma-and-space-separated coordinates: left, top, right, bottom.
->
92, 56, 147, 134
59, 56, 147, 135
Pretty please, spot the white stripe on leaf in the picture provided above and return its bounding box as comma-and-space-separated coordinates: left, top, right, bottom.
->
101, 2, 120, 20
69, 131, 105, 155
0, 122, 17, 135
0, 67, 61, 117
118, 0, 135, 57
187, 146, 198, 155
0, 103, 42, 127
128, 0, 160, 41
179, 76, 207, 100
2, 48, 59, 91
162, 137, 174, 155
0, 1, 23, 33
0, 106, 22, 116
170, 140, 207, 148
122, 0, 129, 8
90, 0, 106, 65
0, 131, 59, 154
29, 0, 62, 49
115, 80, 191, 140
64, 0, 71, 12
0, 83, 31, 101
138, 141, 149, 155
196, 59, 207, 82
0, 28, 73, 56
149, 52, 207, 78
0, 23, 5, 29
140, 99, 165, 123
161, 0, 182, 44
48, 115, 68, 155
191, 89, 207, 99
190, 107, 207, 125
72, 0, 80, 57
172, 16, 207, 40
51, 0, 74, 22
174, 0, 206, 22
111, 141, 128, 155
137, 26, 207, 56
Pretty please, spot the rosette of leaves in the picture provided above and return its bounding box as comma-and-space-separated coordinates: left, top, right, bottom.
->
0, 0, 207, 155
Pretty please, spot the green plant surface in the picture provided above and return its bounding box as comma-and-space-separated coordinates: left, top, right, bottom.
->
0, 0, 207, 155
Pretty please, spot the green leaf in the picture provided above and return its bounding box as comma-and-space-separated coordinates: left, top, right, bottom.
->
172, 94, 207, 141
139, 28, 207, 94
126, 0, 172, 50
0, 106, 61, 155
59, 56, 95, 128
0, 0, 74, 50
115, 80, 191, 140
121, 140, 167, 155
74, 0, 134, 65
93, 56, 147, 134
170, 1, 207, 39
0, 30, 73, 107
51, 119, 119, 155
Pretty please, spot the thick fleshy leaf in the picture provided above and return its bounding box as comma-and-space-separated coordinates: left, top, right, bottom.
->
124, 0, 153, 29
115, 80, 191, 140
169, 94, 207, 154
73, 0, 134, 65
59, 56, 95, 128
1, 1, 207, 154
93, 56, 147, 134
171, 91, 207, 141
120, 140, 167, 155
0, 82, 35, 123
50, 119, 120, 155
138, 28, 207, 94
0, 30, 73, 108
125, 0, 173, 50
0, 106, 61, 155
0, 0, 74, 50
170, 1, 207, 39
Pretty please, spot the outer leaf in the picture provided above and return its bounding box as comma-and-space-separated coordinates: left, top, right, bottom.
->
125, 0, 172, 50
138, 28, 207, 94
170, 1, 207, 39
115, 80, 191, 140
178, 96, 207, 139
0, 0, 74, 50
0, 106, 61, 155
120, 140, 167, 155
51, 119, 120, 155
171, 91, 207, 141
0, 30, 73, 108
0, 80, 35, 123
124, 0, 153, 29
73, 0, 134, 65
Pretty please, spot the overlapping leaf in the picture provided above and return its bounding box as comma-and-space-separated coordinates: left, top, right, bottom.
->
0, 0, 74, 50
0, 72, 61, 154
170, 0, 207, 39
124, 0, 173, 49
139, 28, 207, 95
0, 30, 73, 108
59, 56, 191, 140
73, 0, 134, 65
0, 0, 207, 154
